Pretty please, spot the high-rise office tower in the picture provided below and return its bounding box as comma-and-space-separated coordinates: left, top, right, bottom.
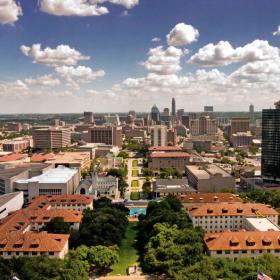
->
249, 104, 254, 124
151, 105, 161, 123
84, 112, 94, 124
230, 117, 250, 135
261, 101, 280, 184
172, 97, 176, 116
151, 125, 167, 147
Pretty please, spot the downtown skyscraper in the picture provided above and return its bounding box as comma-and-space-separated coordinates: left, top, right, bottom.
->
261, 101, 280, 184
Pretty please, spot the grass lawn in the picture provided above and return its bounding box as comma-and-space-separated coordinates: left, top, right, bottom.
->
110, 223, 139, 275
130, 192, 140, 200
132, 169, 138, 177
132, 160, 138, 167
131, 180, 139, 188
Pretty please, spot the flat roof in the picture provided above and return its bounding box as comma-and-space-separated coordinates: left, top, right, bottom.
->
151, 152, 191, 158
15, 166, 78, 184
245, 217, 280, 232
186, 164, 231, 179
0, 192, 23, 207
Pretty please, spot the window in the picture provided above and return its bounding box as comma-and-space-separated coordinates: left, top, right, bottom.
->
32, 252, 37, 256
225, 250, 230, 254
30, 244, 39, 248
13, 244, 22, 248
234, 250, 239, 254
49, 252, 54, 256
217, 250, 222, 254
0, 244, 6, 248
242, 250, 247, 254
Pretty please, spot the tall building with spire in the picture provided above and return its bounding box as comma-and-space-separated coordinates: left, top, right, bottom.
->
172, 97, 176, 116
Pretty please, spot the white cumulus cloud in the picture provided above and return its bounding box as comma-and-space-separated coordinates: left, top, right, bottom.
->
273, 26, 280, 36
141, 46, 184, 75
20, 43, 90, 67
152, 37, 161, 43
24, 74, 61, 87
0, 0, 22, 25
167, 23, 199, 46
188, 39, 279, 66
39, 0, 139, 17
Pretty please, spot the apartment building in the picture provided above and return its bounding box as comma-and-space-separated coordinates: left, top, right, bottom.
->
33, 128, 71, 150
231, 132, 253, 148
0, 192, 24, 219
188, 202, 278, 233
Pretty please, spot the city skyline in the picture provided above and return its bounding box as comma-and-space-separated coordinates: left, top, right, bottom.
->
1, 0, 280, 113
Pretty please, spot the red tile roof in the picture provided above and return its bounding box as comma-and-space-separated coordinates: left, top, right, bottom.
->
179, 193, 243, 204
0, 153, 24, 162
0, 231, 69, 252
151, 152, 191, 158
204, 230, 280, 251
30, 153, 54, 162
28, 194, 93, 210
149, 146, 182, 152
188, 203, 278, 217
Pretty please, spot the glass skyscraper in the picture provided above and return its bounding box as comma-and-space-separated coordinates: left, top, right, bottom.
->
261, 101, 280, 184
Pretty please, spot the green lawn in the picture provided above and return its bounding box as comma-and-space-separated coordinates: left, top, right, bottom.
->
131, 180, 139, 188
132, 169, 138, 177
110, 223, 139, 275
130, 192, 140, 200
132, 160, 138, 167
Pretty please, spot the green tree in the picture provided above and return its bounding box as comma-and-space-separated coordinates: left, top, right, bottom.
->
41, 217, 70, 234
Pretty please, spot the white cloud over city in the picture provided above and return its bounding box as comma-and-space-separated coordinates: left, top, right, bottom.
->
0, 0, 22, 24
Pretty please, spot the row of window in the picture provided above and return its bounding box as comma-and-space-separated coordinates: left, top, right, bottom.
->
215, 249, 280, 255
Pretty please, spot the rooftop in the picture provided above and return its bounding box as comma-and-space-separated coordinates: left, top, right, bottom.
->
0, 231, 69, 252
149, 146, 182, 152
28, 194, 93, 210
45, 152, 90, 164
0, 192, 23, 207
179, 193, 242, 204
186, 164, 232, 179
154, 179, 195, 193
245, 217, 280, 232
204, 230, 280, 251
151, 152, 191, 158
15, 165, 78, 184
0, 154, 24, 162
188, 202, 278, 217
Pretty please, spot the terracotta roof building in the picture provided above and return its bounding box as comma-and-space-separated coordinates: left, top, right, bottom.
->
188, 202, 278, 233
204, 230, 280, 259
179, 193, 242, 206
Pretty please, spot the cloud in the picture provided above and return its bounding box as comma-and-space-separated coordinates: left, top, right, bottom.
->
20, 43, 90, 67
188, 39, 279, 66
24, 74, 60, 87
0, 0, 23, 25
141, 46, 184, 75
55, 65, 105, 88
39, 0, 139, 17
152, 37, 161, 42
121, 10, 129, 16
167, 23, 199, 46
0, 80, 28, 97
273, 26, 280, 36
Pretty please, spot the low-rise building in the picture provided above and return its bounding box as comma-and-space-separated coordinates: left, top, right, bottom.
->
6, 122, 22, 132
149, 152, 191, 172
204, 230, 280, 259
0, 192, 24, 219
186, 164, 235, 192
28, 194, 93, 211
14, 165, 80, 201
45, 152, 91, 170
179, 193, 242, 207
3, 139, 31, 153
153, 179, 195, 198
188, 202, 278, 233
244, 217, 280, 232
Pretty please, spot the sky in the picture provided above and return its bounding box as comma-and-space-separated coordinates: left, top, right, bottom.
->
1, 0, 280, 113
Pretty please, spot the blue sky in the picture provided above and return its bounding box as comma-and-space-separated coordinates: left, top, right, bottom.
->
0, 0, 280, 113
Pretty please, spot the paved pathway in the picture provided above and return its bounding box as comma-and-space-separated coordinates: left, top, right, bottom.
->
125, 157, 144, 199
